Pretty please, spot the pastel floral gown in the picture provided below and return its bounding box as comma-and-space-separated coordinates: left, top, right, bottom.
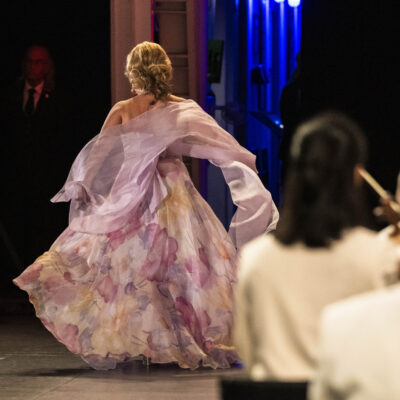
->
14, 99, 279, 370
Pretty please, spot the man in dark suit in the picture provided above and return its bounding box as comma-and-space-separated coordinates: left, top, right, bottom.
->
1, 45, 73, 272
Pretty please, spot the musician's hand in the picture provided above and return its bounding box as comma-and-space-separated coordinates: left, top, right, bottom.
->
378, 197, 400, 225
376, 196, 400, 244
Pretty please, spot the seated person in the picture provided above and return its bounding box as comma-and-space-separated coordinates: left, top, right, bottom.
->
233, 112, 400, 381
309, 280, 400, 400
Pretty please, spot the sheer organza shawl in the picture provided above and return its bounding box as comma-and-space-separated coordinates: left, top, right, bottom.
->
52, 100, 278, 247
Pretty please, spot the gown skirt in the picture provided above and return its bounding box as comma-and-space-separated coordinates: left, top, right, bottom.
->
14, 157, 239, 370
13, 99, 278, 370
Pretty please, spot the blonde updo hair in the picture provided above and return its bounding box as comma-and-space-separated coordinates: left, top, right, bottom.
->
125, 41, 173, 103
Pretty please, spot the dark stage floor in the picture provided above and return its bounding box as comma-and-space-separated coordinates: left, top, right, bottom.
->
0, 311, 241, 400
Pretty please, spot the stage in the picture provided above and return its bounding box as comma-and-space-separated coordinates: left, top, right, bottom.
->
0, 314, 241, 400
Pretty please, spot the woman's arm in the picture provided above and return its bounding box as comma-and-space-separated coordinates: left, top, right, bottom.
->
215, 160, 279, 248
168, 101, 279, 247
52, 103, 125, 207
100, 102, 123, 132
78, 103, 125, 190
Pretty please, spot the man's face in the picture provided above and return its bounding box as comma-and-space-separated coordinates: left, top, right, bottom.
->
25, 47, 50, 85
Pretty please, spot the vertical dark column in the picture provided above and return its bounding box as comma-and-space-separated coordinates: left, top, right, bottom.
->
224, 0, 240, 107
236, 0, 248, 147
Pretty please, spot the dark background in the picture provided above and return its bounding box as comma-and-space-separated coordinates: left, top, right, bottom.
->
301, 0, 399, 193
0, 1, 111, 142
0, 1, 111, 305
0, 0, 399, 310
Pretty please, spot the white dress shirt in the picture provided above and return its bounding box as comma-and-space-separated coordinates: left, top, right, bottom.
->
23, 80, 45, 112
234, 227, 399, 381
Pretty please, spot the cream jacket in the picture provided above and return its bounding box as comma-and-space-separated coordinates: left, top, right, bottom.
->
234, 227, 399, 381
309, 283, 400, 400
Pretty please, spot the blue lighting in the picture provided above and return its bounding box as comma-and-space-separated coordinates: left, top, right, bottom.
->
288, 0, 301, 6
274, 0, 285, 3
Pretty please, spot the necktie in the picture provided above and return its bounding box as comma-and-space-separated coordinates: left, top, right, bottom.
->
25, 88, 36, 116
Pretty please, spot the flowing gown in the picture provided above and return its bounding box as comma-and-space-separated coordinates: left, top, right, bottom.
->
13, 99, 279, 370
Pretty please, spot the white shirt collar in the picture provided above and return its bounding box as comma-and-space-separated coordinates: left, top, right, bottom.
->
24, 80, 45, 95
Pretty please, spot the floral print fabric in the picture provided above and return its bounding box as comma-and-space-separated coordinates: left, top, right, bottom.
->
14, 100, 278, 370
14, 157, 238, 369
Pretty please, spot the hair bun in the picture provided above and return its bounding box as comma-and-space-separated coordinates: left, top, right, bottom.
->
125, 42, 173, 101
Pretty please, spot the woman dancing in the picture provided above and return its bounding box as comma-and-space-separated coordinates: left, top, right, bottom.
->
14, 41, 278, 370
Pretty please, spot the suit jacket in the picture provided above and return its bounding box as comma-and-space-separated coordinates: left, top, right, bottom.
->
309, 283, 400, 400
4, 81, 71, 192
0, 80, 75, 265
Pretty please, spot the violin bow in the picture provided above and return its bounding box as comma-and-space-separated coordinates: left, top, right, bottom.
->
358, 167, 400, 237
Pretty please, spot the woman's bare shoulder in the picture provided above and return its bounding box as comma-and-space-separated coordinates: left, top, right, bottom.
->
101, 98, 137, 132
100, 101, 127, 132
109, 98, 132, 111
168, 95, 187, 103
